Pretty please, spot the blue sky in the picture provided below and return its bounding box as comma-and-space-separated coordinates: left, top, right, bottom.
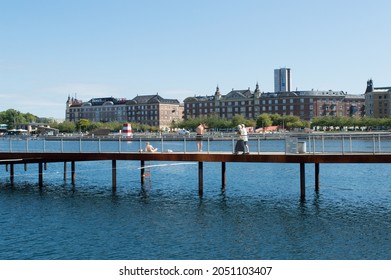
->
1, 0, 390, 119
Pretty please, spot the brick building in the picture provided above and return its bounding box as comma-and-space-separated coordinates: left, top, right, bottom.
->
183, 84, 365, 121
66, 94, 183, 130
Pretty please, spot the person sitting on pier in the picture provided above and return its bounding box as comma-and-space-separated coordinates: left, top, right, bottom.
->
145, 142, 158, 152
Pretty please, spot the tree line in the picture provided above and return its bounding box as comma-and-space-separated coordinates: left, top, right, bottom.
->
311, 116, 391, 129
2, 108, 391, 133
0, 109, 38, 129
174, 113, 309, 131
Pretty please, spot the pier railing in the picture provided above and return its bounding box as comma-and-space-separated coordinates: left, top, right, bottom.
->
295, 133, 391, 154
1, 133, 391, 154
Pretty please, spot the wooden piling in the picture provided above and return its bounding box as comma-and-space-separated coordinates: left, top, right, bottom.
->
71, 161, 76, 185
38, 162, 43, 187
10, 164, 14, 186
141, 160, 145, 186
198, 161, 203, 197
315, 163, 320, 192
222, 162, 226, 191
63, 162, 67, 181
112, 160, 117, 193
300, 163, 305, 199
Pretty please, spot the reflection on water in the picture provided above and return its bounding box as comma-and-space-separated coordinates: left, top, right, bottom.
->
0, 175, 390, 260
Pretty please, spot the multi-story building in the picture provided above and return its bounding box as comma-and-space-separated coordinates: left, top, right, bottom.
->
183, 84, 365, 121
184, 68, 365, 121
274, 68, 291, 92
66, 94, 183, 130
184, 84, 261, 120
263, 90, 365, 120
364, 79, 391, 118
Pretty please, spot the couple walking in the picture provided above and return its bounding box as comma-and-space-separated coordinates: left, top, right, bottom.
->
234, 124, 250, 155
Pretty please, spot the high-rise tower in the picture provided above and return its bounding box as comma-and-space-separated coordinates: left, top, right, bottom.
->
274, 68, 291, 92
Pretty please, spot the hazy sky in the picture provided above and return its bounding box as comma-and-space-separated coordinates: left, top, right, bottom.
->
1, 0, 390, 119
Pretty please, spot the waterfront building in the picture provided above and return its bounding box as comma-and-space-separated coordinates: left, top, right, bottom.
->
183, 85, 364, 121
364, 79, 391, 118
183, 84, 261, 120
66, 94, 183, 130
274, 67, 291, 92
183, 68, 365, 121
261, 90, 364, 120
0, 124, 7, 132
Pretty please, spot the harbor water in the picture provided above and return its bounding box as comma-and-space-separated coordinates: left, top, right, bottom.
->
0, 138, 390, 259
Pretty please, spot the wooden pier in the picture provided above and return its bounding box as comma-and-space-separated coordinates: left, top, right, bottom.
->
1, 151, 391, 199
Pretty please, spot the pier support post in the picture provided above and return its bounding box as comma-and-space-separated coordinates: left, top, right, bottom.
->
71, 161, 76, 185
38, 162, 43, 188
315, 163, 320, 192
141, 160, 145, 186
221, 162, 226, 191
63, 162, 67, 181
112, 160, 117, 193
198, 161, 203, 197
10, 164, 14, 186
300, 163, 305, 199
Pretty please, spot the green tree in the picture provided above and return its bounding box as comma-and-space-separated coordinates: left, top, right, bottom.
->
77, 119, 91, 132
231, 114, 247, 128
55, 121, 76, 133
256, 113, 272, 129
270, 114, 282, 126
0, 109, 38, 129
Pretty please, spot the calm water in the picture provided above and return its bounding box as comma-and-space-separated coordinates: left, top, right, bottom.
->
0, 139, 390, 260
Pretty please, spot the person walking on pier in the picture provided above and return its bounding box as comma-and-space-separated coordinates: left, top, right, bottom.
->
234, 125, 244, 155
241, 124, 250, 154
234, 124, 249, 155
196, 123, 206, 152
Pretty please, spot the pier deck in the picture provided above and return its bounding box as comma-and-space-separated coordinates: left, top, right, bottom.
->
1, 151, 391, 199
2, 151, 391, 164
